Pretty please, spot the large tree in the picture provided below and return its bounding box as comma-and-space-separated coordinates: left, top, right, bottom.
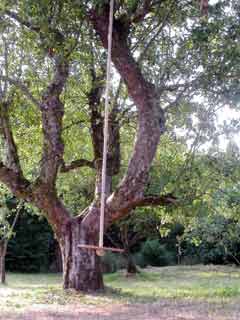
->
0, 0, 238, 291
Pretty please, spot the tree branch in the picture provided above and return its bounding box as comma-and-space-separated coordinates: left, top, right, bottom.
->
109, 194, 178, 222
137, 8, 172, 64
134, 194, 178, 207
5, 200, 24, 241
200, 0, 208, 16
0, 162, 31, 200
0, 101, 23, 175
61, 159, 95, 172
38, 56, 69, 187
4, 10, 40, 32
131, 0, 152, 24
90, 6, 165, 217
2, 37, 9, 98
0, 75, 41, 108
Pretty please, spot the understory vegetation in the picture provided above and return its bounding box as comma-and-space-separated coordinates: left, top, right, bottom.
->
5, 206, 240, 274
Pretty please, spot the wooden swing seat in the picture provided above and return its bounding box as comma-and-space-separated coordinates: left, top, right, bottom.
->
78, 244, 124, 254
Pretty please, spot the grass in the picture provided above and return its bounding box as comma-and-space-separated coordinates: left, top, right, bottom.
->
106, 265, 240, 301
1, 265, 240, 319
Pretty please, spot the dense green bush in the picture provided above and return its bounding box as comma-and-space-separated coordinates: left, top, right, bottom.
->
133, 252, 148, 268
140, 239, 175, 267
5, 200, 240, 274
6, 211, 55, 272
183, 215, 240, 265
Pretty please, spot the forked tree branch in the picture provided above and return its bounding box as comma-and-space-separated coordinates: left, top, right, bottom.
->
0, 162, 31, 200
89, 5, 166, 221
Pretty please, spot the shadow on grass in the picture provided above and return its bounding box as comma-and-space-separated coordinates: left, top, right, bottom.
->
1, 266, 240, 309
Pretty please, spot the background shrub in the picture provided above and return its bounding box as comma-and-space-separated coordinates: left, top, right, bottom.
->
6, 211, 55, 272
101, 252, 125, 273
140, 239, 175, 267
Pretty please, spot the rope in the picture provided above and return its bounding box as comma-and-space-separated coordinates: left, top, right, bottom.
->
99, 0, 114, 249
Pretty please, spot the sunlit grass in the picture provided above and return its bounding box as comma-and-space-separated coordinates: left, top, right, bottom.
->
105, 265, 240, 301
1, 265, 240, 312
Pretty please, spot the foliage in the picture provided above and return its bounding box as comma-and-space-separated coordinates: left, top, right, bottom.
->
140, 239, 175, 267
0, 194, 23, 243
6, 210, 55, 273
184, 214, 240, 265
133, 251, 148, 269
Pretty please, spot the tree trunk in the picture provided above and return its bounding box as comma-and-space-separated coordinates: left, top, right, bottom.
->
126, 253, 139, 275
0, 241, 7, 284
60, 217, 104, 292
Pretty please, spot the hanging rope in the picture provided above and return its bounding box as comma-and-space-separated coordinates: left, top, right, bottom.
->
98, 0, 114, 255
78, 0, 123, 255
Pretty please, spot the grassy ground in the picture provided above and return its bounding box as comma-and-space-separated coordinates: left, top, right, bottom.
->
1, 265, 240, 319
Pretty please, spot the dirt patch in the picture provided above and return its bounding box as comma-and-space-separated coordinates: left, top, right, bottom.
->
1, 300, 239, 320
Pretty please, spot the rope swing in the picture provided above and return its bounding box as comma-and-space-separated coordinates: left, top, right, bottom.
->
78, 0, 124, 256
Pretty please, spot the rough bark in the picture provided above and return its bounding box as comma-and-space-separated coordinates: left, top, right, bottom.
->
88, 64, 121, 196
61, 213, 104, 291
89, 8, 165, 217
32, 187, 105, 291
32, 188, 70, 239
126, 253, 139, 275
0, 101, 23, 175
0, 240, 7, 284
120, 224, 139, 275
39, 56, 69, 187
0, 163, 31, 199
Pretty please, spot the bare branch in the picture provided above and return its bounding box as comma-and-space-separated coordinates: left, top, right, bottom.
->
63, 120, 87, 132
